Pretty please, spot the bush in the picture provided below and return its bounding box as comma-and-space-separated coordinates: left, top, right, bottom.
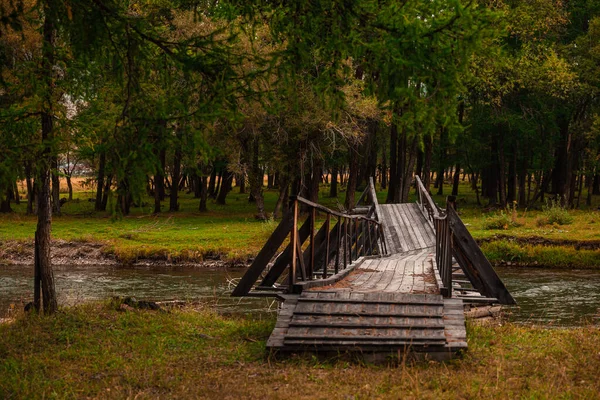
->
537, 198, 573, 226
483, 204, 521, 230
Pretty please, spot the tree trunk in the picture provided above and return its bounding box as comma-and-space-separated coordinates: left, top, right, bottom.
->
381, 136, 388, 190
452, 164, 460, 197
66, 175, 73, 201
199, 176, 208, 212
273, 174, 290, 220
400, 134, 418, 202
216, 169, 233, 205
51, 156, 60, 215
344, 145, 359, 210
101, 175, 111, 211
518, 155, 527, 207
248, 136, 266, 220
386, 121, 398, 203
13, 181, 20, 205
422, 134, 432, 192
169, 136, 182, 212
214, 168, 222, 198
95, 149, 105, 211
25, 162, 35, 215
507, 146, 517, 204
329, 166, 338, 197
208, 166, 217, 198
34, 5, 58, 314
436, 128, 447, 196
0, 189, 11, 213
593, 174, 600, 195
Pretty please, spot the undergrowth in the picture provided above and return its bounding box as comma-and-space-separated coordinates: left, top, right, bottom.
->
537, 198, 574, 226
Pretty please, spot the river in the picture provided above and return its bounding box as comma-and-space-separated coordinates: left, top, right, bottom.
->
1, 264, 599, 326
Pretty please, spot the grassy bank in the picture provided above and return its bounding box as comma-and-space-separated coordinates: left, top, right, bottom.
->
1, 303, 599, 399
1, 182, 600, 267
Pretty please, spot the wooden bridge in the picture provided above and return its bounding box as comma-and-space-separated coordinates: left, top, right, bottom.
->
232, 177, 515, 360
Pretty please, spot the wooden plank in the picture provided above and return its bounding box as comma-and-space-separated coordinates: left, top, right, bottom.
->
388, 204, 414, 252
259, 217, 312, 287
232, 212, 294, 296
406, 204, 436, 246
447, 207, 516, 305
290, 315, 446, 327
402, 204, 429, 249
395, 204, 425, 250
379, 206, 402, 253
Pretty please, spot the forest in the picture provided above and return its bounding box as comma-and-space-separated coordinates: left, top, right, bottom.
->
2, 0, 600, 313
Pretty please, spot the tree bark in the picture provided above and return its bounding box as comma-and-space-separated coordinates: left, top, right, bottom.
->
0, 189, 11, 213
248, 136, 266, 220
329, 166, 338, 197
422, 134, 432, 191
66, 175, 73, 201
386, 121, 398, 203
199, 176, 208, 212
13, 181, 20, 205
35, 4, 58, 313
169, 134, 182, 212
344, 145, 359, 210
25, 162, 35, 215
216, 169, 233, 205
51, 156, 60, 215
101, 175, 111, 211
452, 164, 461, 197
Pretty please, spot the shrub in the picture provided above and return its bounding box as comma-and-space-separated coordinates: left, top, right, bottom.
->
483, 206, 522, 230
537, 198, 573, 226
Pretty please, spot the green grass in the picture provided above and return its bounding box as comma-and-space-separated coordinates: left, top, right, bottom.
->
1, 180, 600, 266
0, 304, 599, 399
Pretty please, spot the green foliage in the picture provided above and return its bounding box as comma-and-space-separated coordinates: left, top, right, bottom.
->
537, 198, 574, 226
483, 203, 521, 230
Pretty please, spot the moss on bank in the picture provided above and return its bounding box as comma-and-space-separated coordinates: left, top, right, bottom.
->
1, 303, 599, 399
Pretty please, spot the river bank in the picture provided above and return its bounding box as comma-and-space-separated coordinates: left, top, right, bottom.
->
0, 302, 599, 399
2, 235, 599, 269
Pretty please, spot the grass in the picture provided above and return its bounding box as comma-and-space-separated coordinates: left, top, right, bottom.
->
0, 303, 599, 399
1, 179, 600, 266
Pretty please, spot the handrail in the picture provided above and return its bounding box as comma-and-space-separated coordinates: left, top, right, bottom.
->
415, 175, 443, 224
415, 175, 452, 296
414, 175, 516, 305
294, 196, 380, 224
232, 192, 388, 297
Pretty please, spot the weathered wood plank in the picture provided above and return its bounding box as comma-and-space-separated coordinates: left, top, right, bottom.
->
447, 207, 516, 305
232, 212, 294, 296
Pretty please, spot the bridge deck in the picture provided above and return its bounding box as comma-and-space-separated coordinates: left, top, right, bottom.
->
378, 204, 435, 253
266, 203, 468, 359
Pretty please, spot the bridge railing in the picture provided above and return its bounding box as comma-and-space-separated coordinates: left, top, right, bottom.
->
414, 175, 516, 305
232, 191, 387, 297
415, 176, 452, 297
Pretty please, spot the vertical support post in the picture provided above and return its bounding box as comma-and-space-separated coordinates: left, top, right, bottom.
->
335, 217, 341, 274
323, 213, 331, 278
308, 207, 315, 280
289, 199, 298, 289
344, 218, 349, 269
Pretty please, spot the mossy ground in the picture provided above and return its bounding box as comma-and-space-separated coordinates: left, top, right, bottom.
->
0, 303, 599, 399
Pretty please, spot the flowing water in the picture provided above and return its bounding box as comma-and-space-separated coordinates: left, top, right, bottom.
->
1, 264, 599, 326
0, 264, 276, 318
495, 267, 600, 326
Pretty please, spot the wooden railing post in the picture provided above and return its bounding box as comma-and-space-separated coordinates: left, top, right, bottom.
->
308, 207, 316, 280
289, 198, 299, 289
335, 216, 341, 274
323, 214, 331, 279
